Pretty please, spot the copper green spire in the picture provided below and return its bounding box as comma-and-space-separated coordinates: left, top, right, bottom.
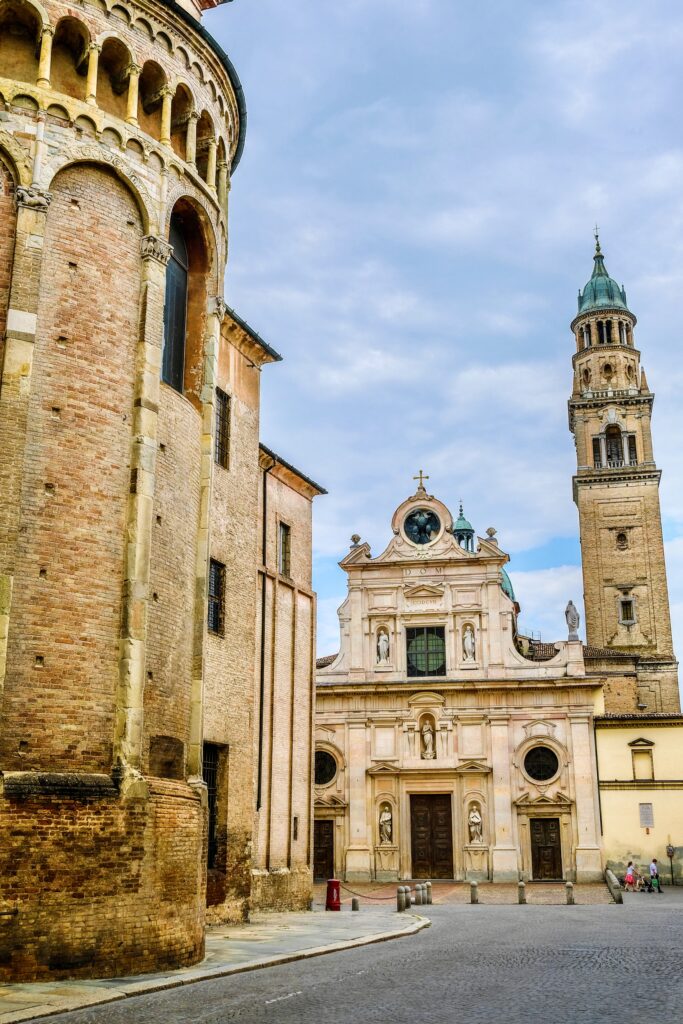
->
577, 232, 630, 314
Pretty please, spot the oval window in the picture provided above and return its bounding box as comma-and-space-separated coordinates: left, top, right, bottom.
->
315, 750, 337, 786
524, 746, 559, 782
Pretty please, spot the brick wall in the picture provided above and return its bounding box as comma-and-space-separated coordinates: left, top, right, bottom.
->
0, 155, 15, 371
144, 389, 202, 771
0, 777, 205, 982
1, 163, 141, 771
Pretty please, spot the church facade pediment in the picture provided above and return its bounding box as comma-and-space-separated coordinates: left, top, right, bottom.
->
455, 759, 491, 774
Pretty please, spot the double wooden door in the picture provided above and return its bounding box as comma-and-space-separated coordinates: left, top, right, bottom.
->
313, 820, 334, 880
530, 817, 563, 880
410, 794, 454, 878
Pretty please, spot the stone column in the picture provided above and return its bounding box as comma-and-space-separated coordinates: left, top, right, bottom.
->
489, 714, 518, 881
85, 43, 101, 105
112, 235, 171, 781
31, 114, 47, 186
125, 64, 142, 127
622, 432, 630, 466
186, 295, 224, 778
186, 111, 199, 167
36, 26, 54, 87
217, 161, 228, 210
568, 714, 603, 881
160, 88, 173, 147
0, 187, 52, 705
205, 138, 217, 190
599, 435, 607, 468
345, 722, 371, 881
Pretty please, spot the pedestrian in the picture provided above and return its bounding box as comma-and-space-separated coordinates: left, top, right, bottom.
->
649, 858, 663, 893
624, 861, 636, 891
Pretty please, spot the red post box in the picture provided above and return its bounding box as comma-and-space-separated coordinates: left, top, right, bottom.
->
325, 878, 341, 911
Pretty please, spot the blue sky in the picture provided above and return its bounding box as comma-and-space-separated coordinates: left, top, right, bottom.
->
209, 0, 683, 660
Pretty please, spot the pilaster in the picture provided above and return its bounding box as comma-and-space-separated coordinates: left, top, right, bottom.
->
112, 234, 171, 770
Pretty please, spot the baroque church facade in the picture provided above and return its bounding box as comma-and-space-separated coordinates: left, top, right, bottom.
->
314, 241, 682, 885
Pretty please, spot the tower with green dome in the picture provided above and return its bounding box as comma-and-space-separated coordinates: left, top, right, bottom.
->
568, 235, 679, 713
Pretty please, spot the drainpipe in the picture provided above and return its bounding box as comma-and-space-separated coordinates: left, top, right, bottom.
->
256, 457, 276, 810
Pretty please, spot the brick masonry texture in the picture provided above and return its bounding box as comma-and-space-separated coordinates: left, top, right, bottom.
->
2, 163, 139, 772
0, 778, 205, 982
0, 157, 14, 372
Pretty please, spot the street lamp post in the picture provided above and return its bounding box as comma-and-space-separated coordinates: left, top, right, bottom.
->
666, 843, 675, 887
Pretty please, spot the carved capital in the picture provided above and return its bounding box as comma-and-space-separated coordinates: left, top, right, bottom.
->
141, 234, 173, 265
126, 62, 143, 78
40, 24, 55, 37
16, 185, 52, 210
89, 42, 102, 54
212, 296, 228, 322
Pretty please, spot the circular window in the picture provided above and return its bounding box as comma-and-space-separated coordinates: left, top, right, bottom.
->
404, 508, 441, 545
314, 750, 337, 786
523, 746, 559, 782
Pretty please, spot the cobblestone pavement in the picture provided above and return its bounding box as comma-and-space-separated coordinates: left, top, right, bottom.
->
24, 887, 683, 1024
314, 880, 615, 906
0, 910, 425, 1024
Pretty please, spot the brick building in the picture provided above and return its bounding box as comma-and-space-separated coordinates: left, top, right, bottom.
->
0, 0, 321, 983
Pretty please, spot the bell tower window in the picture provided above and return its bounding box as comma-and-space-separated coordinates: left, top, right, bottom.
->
619, 598, 635, 625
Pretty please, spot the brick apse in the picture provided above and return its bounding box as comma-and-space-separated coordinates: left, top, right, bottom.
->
0, 0, 247, 981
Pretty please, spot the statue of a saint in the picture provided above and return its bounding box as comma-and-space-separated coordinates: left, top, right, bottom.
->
468, 805, 483, 844
421, 721, 435, 759
565, 600, 580, 641
463, 624, 476, 662
379, 804, 392, 845
377, 631, 390, 665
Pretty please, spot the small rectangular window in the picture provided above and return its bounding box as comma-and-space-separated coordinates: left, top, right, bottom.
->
406, 626, 446, 678
592, 438, 602, 469
278, 522, 291, 578
293, 816, 299, 841
620, 599, 635, 625
208, 559, 226, 636
639, 802, 654, 828
214, 388, 231, 469
628, 435, 637, 465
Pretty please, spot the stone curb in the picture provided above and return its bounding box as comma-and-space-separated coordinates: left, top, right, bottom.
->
1, 914, 431, 1024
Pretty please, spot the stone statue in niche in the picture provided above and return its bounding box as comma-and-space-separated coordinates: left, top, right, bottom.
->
377, 630, 390, 665
468, 804, 483, 844
421, 720, 435, 759
463, 624, 476, 662
565, 600, 580, 641
379, 803, 393, 845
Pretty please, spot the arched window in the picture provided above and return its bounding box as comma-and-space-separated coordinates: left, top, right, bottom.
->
162, 213, 188, 392
605, 425, 622, 466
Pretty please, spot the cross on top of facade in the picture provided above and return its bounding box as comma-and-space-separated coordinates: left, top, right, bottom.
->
413, 470, 429, 491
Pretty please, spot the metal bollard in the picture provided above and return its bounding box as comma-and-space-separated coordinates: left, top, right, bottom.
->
518, 880, 527, 905
351, 897, 360, 912
397, 886, 406, 913
470, 880, 479, 905
565, 881, 575, 906
426, 881, 432, 905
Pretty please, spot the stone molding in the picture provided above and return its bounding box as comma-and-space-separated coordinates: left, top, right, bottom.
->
141, 233, 173, 264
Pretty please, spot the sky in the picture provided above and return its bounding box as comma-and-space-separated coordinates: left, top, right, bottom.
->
208, 0, 683, 664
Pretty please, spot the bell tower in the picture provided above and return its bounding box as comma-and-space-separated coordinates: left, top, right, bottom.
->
569, 234, 679, 712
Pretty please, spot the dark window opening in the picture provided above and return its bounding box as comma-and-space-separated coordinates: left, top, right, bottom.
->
620, 599, 635, 624
597, 320, 606, 344
605, 320, 613, 344
203, 742, 221, 869
278, 522, 291, 577
628, 435, 637, 465
208, 558, 226, 636
162, 214, 189, 393
293, 816, 299, 841
593, 437, 602, 469
616, 532, 628, 550
314, 750, 337, 786
606, 425, 623, 466
406, 626, 446, 678
214, 388, 230, 469
524, 746, 559, 782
